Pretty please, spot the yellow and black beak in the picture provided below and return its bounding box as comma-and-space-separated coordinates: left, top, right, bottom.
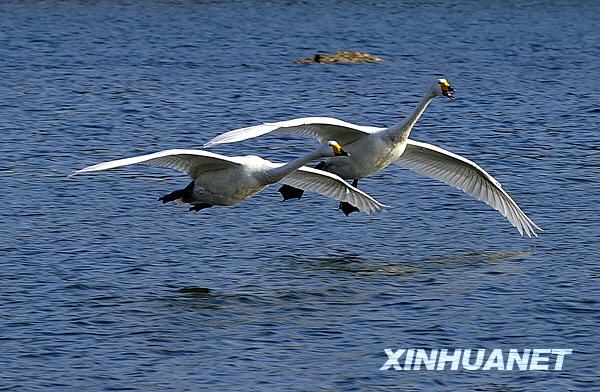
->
331, 142, 350, 157
440, 80, 456, 100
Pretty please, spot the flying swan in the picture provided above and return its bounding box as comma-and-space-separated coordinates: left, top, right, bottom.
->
71, 141, 386, 214
204, 79, 541, 237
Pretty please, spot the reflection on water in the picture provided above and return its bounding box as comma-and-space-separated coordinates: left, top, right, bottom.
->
289, 249, 531, 276
177, 286, 212, 296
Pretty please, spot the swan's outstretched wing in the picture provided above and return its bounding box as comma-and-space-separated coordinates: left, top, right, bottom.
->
278, 166, 386, 215
396, 140, 541, 237
71, 149, 241, 178
204, 117, 384, 147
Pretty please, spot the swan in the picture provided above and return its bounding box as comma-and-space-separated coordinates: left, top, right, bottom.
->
203, 79, 541, 237
71, 141, 386, 214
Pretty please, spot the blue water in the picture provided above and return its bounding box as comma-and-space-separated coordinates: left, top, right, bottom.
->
1, 1, 599, 390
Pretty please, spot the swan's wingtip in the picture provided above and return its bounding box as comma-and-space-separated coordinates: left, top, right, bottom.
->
528, 222, 542, 238
69, 168, 95, 177
524, 227, 541, 238
372, 204, 389, 214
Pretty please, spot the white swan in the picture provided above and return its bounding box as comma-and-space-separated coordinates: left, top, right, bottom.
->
204, 79, 541, 237
71, 141, 386, 214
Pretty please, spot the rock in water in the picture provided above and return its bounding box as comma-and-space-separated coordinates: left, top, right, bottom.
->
296, 50, 383, 64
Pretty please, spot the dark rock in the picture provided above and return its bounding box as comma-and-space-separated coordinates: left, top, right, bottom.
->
296, 50, 383, 64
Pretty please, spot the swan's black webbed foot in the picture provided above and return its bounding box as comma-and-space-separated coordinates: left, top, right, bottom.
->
278, 184, 304, 201
339, 179, 360, 216
158, 180, 195, 204
189, 203, 213, 212
158, 189, 184, 204
276, 161, 327, 201
339, 202, 360, 216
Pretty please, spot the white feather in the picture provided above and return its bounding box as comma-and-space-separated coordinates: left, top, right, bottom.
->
204, 117, 383, 147
396, 140, 541, 237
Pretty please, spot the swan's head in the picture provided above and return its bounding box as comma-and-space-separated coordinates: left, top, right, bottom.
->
432, 78, 456, 99
327, 140, 350, 157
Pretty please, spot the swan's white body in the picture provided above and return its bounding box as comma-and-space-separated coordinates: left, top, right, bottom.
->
204, 80, 541, 237
72, 145, 386, 214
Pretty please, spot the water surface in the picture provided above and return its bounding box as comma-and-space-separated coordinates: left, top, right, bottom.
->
1, 1, 599, 390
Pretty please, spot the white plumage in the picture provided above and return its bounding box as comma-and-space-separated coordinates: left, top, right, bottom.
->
204, 79, 541, 236
72, 144, 386, 214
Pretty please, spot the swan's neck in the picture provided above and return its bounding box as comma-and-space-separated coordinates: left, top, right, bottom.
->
264, 148, 326, 183
384, 91, 436, 143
